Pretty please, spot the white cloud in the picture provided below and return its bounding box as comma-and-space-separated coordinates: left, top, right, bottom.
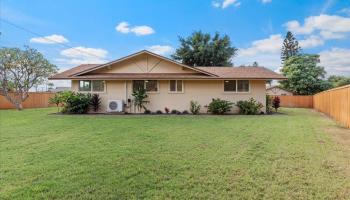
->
57, 46, 108, 65
320, 30, 345, 39
146, 45, 174, 56
299, 35, 324, 48
260, 0, 272, 4
115, 21, 130, 33
238, 34, 283, 57
30, 34, 69, 44
284, 14, 350, 35
115, 21, 155, 36
319, 48, 350, 75
213, 0, 241, 9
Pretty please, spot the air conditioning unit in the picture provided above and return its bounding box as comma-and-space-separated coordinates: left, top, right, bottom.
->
107, 100, 123, 112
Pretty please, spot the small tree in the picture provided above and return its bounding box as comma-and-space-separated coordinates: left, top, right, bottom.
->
132, 88, 149, 112
190, 100, 201, 114
49, 93, 63, 112
272, 96, 280, 112
90, 94, 101, 112
0, 47, 57, 110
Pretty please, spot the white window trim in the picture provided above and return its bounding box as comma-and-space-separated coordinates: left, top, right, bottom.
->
132, 80, 159, 93
168, 80, 184, 94
223, 80, 251, 94
78, 80, 106, 93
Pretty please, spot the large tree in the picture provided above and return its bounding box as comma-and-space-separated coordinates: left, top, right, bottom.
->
327, 75, 350, 88
171, 31, 237, 66
0, 47, 57, 110
280, 54, 331, 95
281, 31, 301, 63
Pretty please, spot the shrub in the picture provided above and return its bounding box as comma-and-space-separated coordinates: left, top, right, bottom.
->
63, 92, 91, 114
272, 96, 281, 112
171, 109, 179, 114
182, 110, 189, 114
190, 100, 201, 114
266, 95, 273, 114
155, 110, 163, 114
90, 94, 101, 112
208, 98, 233, 114
144, 109, 151, 114
164, 107, 170, 114
236, 98, 263, 115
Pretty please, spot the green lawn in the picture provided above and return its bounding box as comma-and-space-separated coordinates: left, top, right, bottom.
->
0, 108, 349, 199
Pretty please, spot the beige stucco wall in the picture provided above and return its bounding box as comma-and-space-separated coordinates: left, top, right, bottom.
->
72, 80, 267, 113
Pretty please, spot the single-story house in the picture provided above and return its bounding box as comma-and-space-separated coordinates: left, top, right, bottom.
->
49, 50, 286, 113
266, 85, 293, 96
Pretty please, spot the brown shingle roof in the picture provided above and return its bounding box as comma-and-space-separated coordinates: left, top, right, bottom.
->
196, 67, 285, 79
50, 64, 99, 79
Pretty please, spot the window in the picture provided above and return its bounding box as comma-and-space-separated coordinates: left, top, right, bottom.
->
224, 80, 236, 92
132, 80, 158, 92
79, 80, 91, 91
237, 80, 249, 92
79, 80, 105, 92
224, 80, 249, 93
169, 80, 183, 93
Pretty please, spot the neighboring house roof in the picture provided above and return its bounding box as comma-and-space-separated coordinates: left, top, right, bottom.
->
50, 50, 286, 80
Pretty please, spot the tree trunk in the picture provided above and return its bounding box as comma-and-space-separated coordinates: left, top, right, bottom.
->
15, 102, 23, 110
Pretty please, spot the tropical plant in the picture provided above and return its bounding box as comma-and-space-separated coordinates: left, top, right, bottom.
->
132, 88, 149, 112
90, 94, 101, 112
164, 107, 170, 114
236, 98, 263, 115
272, 96, 281, 112
49, 93, 63, 112
208, 98, 233, 114
0, 47, 57, 110
171, 31, 238, 66
190, 100, 201, 114
266, 95, 273, 114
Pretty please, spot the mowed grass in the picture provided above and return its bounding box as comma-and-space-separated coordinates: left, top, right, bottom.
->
0, 108, 349, 199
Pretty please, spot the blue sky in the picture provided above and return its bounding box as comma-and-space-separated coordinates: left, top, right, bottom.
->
1, 0, 350, 87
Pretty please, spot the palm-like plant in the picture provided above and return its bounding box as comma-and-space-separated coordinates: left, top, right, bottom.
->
132, 88, 149, 112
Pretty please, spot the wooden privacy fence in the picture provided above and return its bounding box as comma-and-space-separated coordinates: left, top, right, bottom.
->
0, 92, 56, 109
271, 95, 314, 108
313, 85, 350, 128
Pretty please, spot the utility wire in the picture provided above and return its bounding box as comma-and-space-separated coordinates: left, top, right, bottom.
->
0, 18, 112, 61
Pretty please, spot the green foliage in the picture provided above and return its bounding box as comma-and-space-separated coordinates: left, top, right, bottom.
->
144, 109, 151, 114
171, 31, 238, 66
208, 98, 233, 114
171, 109, 180, 114
190, 100, 201, 115
266, 95, 273, 114
182, 110, 189, 114
328, 75, 350, 88
280, 54, 331, 95
281, 31, 301, 63
236, 98, 263, 115
156, 110, 163, 114
0, 46, 57, 110
132, 88, 149, 112
62, 92, 91, 114
272, 96, 281, 112
90, 94, 101, 112
49, 93, 63, 112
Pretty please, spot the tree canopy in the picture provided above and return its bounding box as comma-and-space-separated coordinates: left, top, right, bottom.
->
327, 75, 350, 88
280, 54, 331, 95
281, 31, 301, 63
0, 47, 57, 110
171, 31, 237, 66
